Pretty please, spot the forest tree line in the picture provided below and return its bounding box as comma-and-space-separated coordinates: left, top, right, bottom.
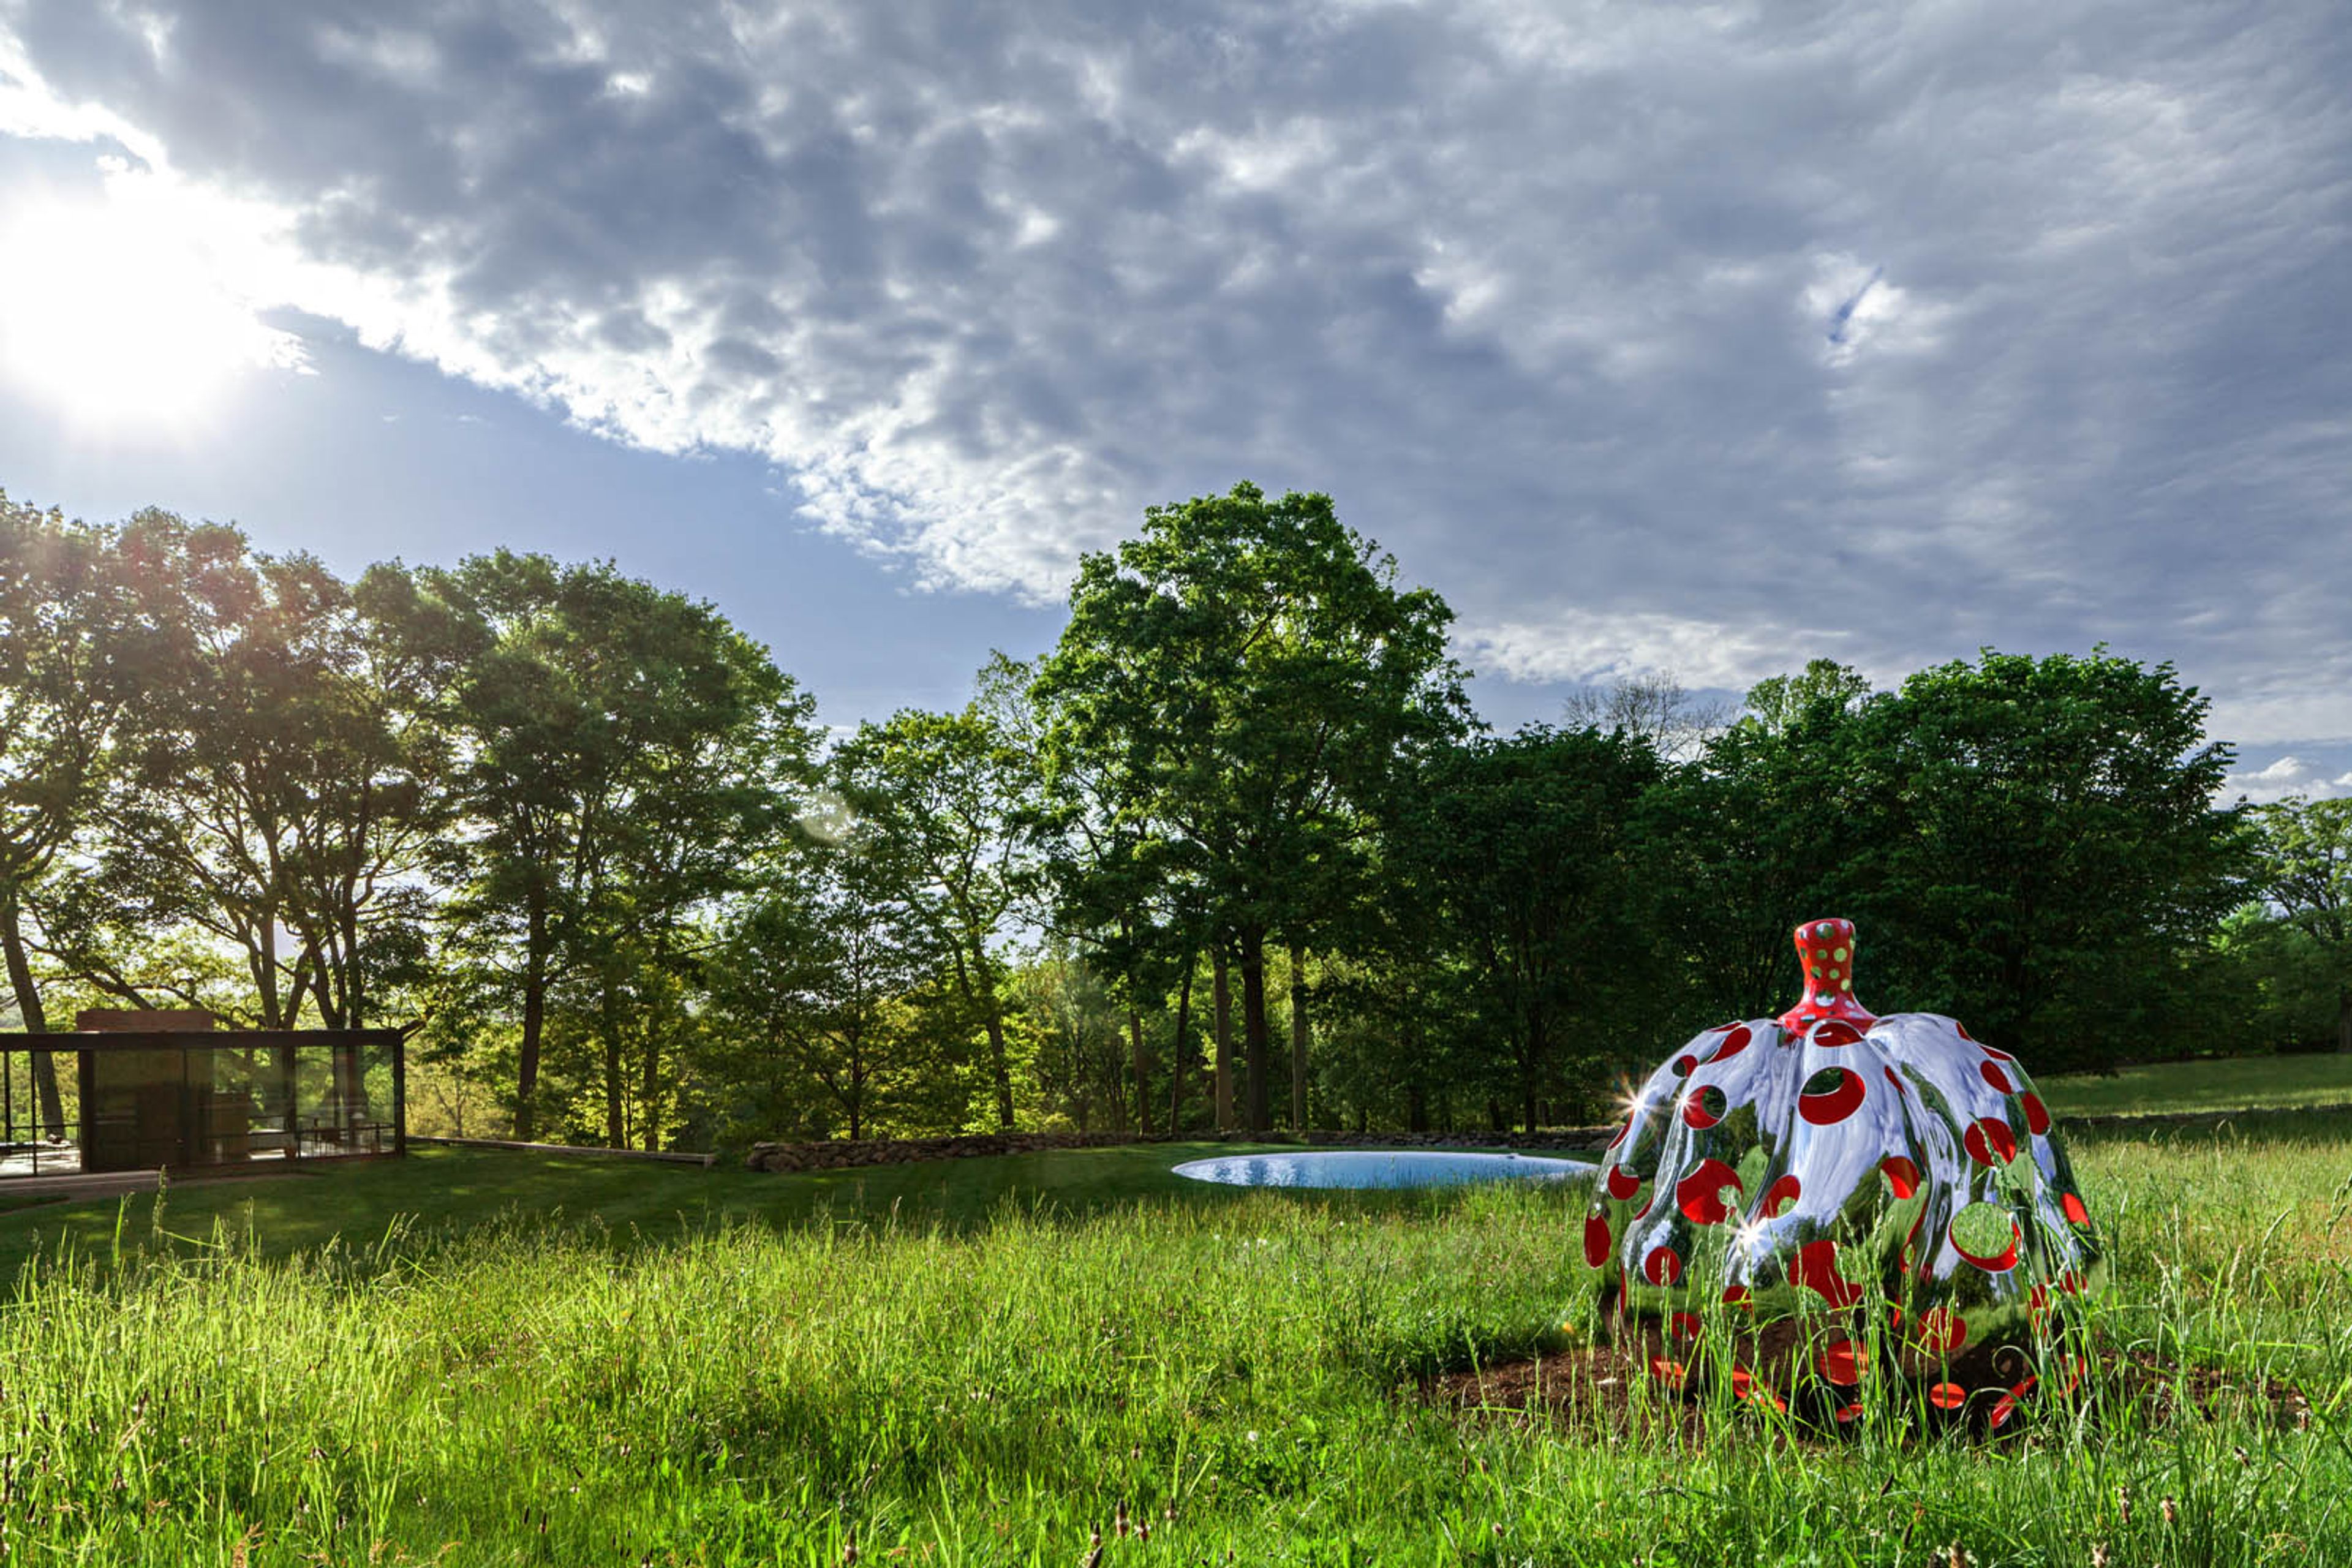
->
2, 483, 2346, 1150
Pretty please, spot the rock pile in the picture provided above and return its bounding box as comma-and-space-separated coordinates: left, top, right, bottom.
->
742, 1129, 1148, 1172
1303, 1127, 1618, 1155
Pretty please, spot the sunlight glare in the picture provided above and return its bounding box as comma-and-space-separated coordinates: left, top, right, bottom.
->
0, 181, 304, 434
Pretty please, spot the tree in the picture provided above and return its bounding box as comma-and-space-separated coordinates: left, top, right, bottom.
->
1034, 483, 1468, 1133
48, 526, 444, 1032
2251, 796, 2352, 1052
831, 695, 1038, 1131
1560, 670, 1730, 763
0, 496, 180, 1129
1737, 658, 1874, 736
1845, 650, 2246, 1069
409, 551, 816, 1142
711, 831, 954, 1142
1408, 725, 1666, 1127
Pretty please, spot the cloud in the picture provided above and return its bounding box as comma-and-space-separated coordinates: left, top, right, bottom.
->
2222, 754, 2352, 806
1, 0, 2348, 741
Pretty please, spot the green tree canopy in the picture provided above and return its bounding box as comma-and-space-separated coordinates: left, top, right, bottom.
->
1033, 483, 1469, 1131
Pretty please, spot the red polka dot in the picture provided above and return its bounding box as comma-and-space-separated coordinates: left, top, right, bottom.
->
1730, 1365, 1784, 1412
1707, 1024, 1753, 1065
1606, 1164, 1642, 1200
1989, 1375, 2037, 1431
1643, 1245, 1684, 1286
1955, 1021, 1975, 1042
1682, 1084, 1728, 1129
1833, 1400, 1866, 1425
1879, 1156, 1921, 1200
1816, 1338, 1864, 1385
1670, 1311, 1703, 1342
1799, 1067, 1866, 1125
1950, 1211, 2021, 1273
1963, 1117, 2019, 1167
1979, 1059, 2016, 1094
1583, 1210, 1613, 1267
1760, 1174, 1803, 1218
1607, 1119, 1630, 1150
1913, 1308, 1967, 1354
1676, 1158, 1744, 1224
1648, 1356, 1687, 1387
1670, 1054, 1699, 1079
1786, 1239, 1862, 1308
1721, 1284, 1753, 1311
1929, 1382, 1967, 1411
1812, 1019, 1864, 1048
2061, 1191, 2090, 1226
1884, 1066, 1907, 1098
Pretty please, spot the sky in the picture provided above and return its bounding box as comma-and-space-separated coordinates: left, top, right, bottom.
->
1, 1, 2347, 796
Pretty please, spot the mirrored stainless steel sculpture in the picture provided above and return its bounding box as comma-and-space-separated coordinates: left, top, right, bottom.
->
1589, 918, 2101, 1417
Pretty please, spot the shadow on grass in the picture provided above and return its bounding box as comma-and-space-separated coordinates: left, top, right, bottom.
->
0, 1139, 1597, 1280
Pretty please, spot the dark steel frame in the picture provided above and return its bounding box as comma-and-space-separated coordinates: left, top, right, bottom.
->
0, 1030, 405, 1177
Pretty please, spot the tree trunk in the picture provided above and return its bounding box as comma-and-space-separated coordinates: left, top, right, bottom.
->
0, 891, 64, 1137
1169, 956, 1194, 1136
342, 902, 364, 1029
984, 1005, 1016, 1130
1522, 1008, 1548, 1133
1128, 1005, 1150, 1137
1404, 1009, 1428, 1132
601, 975, 626, 1149
1212, 946, 1234, 1131
515, 900, 548, 1142
639, 1014, 662, 1153
1240, 927, 1270, 1134
1287, 941, 1310, 1132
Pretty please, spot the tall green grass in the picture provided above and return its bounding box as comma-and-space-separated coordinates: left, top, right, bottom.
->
1, 1118, 2346, 1565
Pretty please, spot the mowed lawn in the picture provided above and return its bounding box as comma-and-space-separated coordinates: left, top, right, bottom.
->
2037, 1051, 2352, 1117
0, 1097, 2345, 1562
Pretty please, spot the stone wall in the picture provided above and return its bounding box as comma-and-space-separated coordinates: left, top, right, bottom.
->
743, 1129, 1152, 1172
1302, 1127, 1619, 1155
742, 1124, 1625, 1172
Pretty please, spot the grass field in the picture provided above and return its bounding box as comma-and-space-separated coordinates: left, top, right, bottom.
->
2037, 1052, 2352, 1117
0, 1110, 2344, 1566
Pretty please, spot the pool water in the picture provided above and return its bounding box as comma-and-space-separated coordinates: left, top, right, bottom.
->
1171, 1148, 1595, 1189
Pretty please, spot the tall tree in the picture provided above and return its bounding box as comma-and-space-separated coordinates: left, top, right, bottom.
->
1855, 650, 2247, 1068
832, 695, 1038, 1131
410, 551, 815, 1141
712, 837, 947, 1142
1035, 483, 1468, 1133
2252, 796, 2352, 1053
53, 526, 442, 1033
1409, 725, 1665, 1127
0, 496, 181, 1128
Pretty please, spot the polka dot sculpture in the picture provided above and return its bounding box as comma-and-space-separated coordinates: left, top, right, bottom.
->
1589, 918, 2102, 1408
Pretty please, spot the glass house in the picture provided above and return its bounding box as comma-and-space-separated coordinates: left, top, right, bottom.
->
0, 1012, 405, 1180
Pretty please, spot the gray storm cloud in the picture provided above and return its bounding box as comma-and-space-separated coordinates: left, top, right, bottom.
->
2, 0, 2348, 740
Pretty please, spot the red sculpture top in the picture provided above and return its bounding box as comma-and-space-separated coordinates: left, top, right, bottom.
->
1776, 917, 1879, 1036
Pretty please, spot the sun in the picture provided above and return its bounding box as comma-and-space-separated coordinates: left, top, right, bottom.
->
0, 181, 303, 435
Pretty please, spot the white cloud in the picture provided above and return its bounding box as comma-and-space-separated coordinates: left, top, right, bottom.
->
0, 0, 2345, 747
2222, 755, 2352, 806
1455, 609, 1862, 694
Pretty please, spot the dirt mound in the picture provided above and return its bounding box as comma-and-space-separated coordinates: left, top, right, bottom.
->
1423, 1327, 2312, 1442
